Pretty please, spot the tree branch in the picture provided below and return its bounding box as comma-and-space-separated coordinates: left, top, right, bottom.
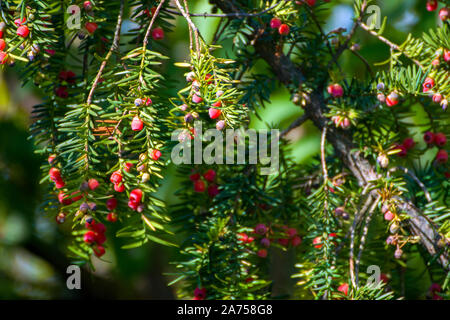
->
213, 0, 449, 271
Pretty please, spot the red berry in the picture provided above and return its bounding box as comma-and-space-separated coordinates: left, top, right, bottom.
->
128, 200, 138, 211
237, 232, 249, 243
92, 222, 106, 234
124, 162, 133, 172
313, 236, 322, 249
110, 170, 122, 184
83, 1, 93, 11
434, 133, 446, 147
0, 39, 5, 51
444, 50, 450, 63
131, 116, 144, 131
260, 238, 271, 247
107, 212, 117, 222
88, 178, 99, 190
203, 169, 216, 182
291, 236, 302, 247
55, 212, 66, 224
49, 167, 61, 180
424, 131, 435, 144
192, 94, 203, 104
327, 83, 344, 98
397, 144, 408, 157
114, 182, 125, 192
433, 93, 443, 104
84, 231, 96, 244
93, 245, 105, 257
48, 154, 56, 164
386, 93, 399, 107
0, 51, 7, 64
55, 180, 65, 189
55, 86, 68, 98
338, 283, 349, 296
426, 0, 438, 12
212, 100, 222, 108
151, 149, 162, 161
440, 8, 449, 21
270, 18, 282, 29
278, 238, 289, 246
403, 138, 415, 150
278, 24, 290, 36
151, 27, 164, 40
384, 211, 395, 221
207, 184, 220, 198
106, 198, 117, 211
194, 180, 206, 192
208, 108, 221, 119
129, 188, 143, 204
306, 0, 317, 6
193, 287, 207, 300
257, 249, 268, 258
85, 22, 98, 34
423, 77, 435, 92
94, 232, 106, 245
436, 150, 448, 164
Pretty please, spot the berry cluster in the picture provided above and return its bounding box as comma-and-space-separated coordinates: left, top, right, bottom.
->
239, 223, 302, 259
426, 0, 449, 22
269, 18, 290, 36
190, 169, 220, 197
424, 131, 448, 164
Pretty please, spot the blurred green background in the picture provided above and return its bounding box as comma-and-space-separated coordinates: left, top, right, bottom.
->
0, 0, 444, 299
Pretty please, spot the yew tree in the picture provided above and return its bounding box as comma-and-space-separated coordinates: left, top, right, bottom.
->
1, 0, 449, 300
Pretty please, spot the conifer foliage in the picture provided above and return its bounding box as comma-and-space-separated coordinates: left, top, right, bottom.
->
1, 0, 449, 299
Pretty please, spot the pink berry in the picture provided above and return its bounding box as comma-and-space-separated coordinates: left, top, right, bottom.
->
194, 287, 206, 300
426, 0, 438, 12
254, 223, 268, 235
131, 116, 144, 131
151, 149, 162, 161
129, 188, 143, 204
338, 283, 349, 296
106, 198, 117, 211
278, 24, 290, 36
208, 108, 221, 119
327, 83, 343, 98
17, 25, 30, 38
436, 150, 448, 164
424, 131, 435, 145
85, 22, 98, 34
439, 7, 449, 21
384, 211, 395, 221
88, 178, 99, 190
257, 249, 267, 258
194, 180, 205, 192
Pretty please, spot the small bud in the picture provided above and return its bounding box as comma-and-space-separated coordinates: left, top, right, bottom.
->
377, 153, 389, 168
